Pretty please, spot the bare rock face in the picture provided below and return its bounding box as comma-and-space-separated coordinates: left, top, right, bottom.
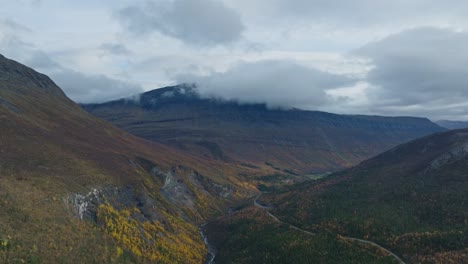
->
429, 141, 468, 171
65, 186, 158, 222
417, 131, 468, 172
66, 188, 103, 221
160, 166, 233, 212
188, 171, 233, 199
64, 165, 234, 224
161, 167, 197, 209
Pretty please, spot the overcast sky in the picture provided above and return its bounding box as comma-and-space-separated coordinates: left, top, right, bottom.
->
1, 0, 468, 120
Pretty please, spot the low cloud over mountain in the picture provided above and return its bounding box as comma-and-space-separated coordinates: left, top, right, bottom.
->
177, 60, 354, 109
3, 1, 468, 120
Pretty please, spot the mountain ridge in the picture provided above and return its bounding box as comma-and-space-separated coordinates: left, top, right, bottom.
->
0, 54, 67, 98
83, 84, 446, 175
257, 127, 468, 263
436, 119, 468, 130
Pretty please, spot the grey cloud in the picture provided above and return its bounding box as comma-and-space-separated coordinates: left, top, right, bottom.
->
0, 19, 32, 33
0, 20, 37, 63
51, 70, 143, 103
18, 51, 143, 104
0, 24, 142, 104
258, 0, 468, 26
99, 43, 131, 55
25, 51, 61, 70
10, 0, 41, 5
354, 27, 468, 119
0, 35, 32, 58
117, 0, 245, 46
177, 60, 355, 109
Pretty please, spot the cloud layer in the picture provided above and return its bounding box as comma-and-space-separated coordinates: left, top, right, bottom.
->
354, 27, 468, 119
117, 0, 245, 46
52, 70, 143, 103
0, 16, 143, 103
173, 26, 468, 120
271, 0, 468, 24
2, 1, 468, 120
178, 60, 354, 109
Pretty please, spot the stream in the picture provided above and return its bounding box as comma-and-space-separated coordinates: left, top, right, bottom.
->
199, 224, 216, 264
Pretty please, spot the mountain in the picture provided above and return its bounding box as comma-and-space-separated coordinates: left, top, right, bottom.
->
436, 120, 468, 130
1, 54, 463, 264
247, 128, 467, 263
83, 85, 445, 176
0, 55, 260, 263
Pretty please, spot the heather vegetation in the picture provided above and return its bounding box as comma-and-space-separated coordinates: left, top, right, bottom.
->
260, 130, 468, 263
206, 208, 400, 264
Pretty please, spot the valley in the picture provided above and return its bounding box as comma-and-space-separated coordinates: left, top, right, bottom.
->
0, 54, 465, 263
207, 128, 466, 263
2, 1, 468, 263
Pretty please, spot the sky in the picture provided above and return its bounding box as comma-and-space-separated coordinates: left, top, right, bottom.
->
1, 0, 468, 120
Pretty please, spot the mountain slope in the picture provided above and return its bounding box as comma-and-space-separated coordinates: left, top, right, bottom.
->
0, 55, 259, 263
258, 128, 468, 263
83, 85, 445, 175
204, 207, 400, 264
436, 120, 468, 130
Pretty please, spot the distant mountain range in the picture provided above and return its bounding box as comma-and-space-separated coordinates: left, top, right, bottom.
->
83, 85, 446, 175
436, 120, 468, 130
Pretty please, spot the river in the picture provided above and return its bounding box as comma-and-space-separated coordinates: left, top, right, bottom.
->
199, 224, 216, 264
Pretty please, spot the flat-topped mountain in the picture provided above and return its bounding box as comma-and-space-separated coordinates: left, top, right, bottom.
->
83, 85, 446, 175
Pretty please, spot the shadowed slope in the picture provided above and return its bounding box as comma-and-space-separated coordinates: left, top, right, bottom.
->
83, 85, 445, 175
262, 129, 468, 263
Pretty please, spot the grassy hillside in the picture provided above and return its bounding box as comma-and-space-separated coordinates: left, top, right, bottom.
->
0, 54, 261, 263
83, 85, 445, 175
259, 129, 468, 263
